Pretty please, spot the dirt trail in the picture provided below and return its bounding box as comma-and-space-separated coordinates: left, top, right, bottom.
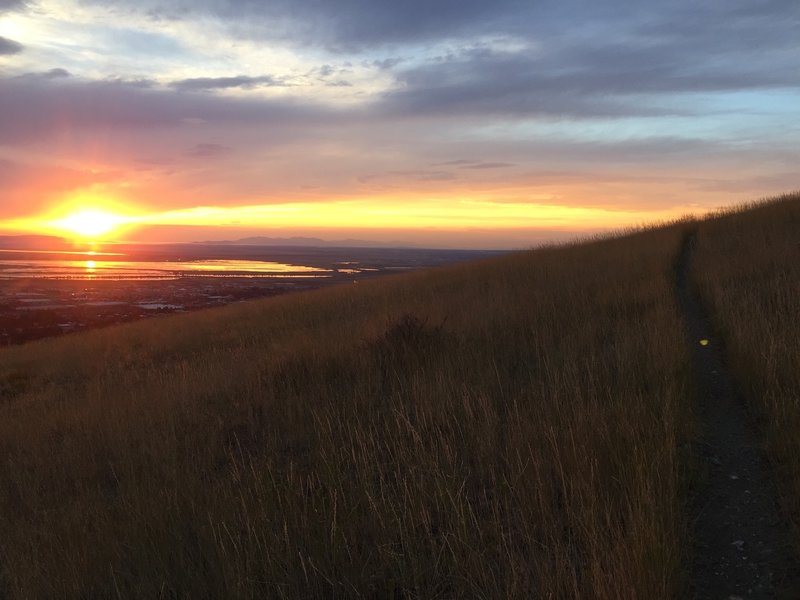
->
676, 234, 800, 599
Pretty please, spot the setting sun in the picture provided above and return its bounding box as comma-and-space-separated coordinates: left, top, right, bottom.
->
56, 209, 125, 239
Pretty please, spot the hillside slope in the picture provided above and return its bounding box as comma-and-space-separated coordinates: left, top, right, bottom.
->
693, 192, 800, 549
0, 225, 693, 598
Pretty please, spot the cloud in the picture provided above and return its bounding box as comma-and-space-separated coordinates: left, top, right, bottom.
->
186, 142, 231, 157
171, 75, 290, 92
0, 36, 23, 55
378, 33, 800, 120
21, 68, 71, 79
86, 0, 527, 51
20, 2, 796, 125
460, 162, 515, 170
75, 0, 800, 69
638, 2, 800, 55
432, 159, 476, 167
0, 74, 335, 143
312, 64, 353, 87
429, 160, 514, 170
370, 58, 404, 70
0, 0, 25, 12
379, 50, 651, 119
385, 169, 457, 182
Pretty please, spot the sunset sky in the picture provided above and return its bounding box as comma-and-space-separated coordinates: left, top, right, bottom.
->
1, 0, 798, 248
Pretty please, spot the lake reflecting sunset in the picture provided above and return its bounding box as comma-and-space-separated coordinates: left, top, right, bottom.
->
0, 250, 333, 280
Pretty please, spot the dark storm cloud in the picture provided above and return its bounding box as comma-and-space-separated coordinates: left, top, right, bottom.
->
0, 36, 23, 55
171, 74, 289, 91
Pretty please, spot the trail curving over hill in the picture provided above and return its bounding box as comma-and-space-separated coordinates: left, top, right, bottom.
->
677, 233, 800, 599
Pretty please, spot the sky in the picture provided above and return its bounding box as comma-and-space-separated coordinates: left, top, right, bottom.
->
0, 0, 798, 248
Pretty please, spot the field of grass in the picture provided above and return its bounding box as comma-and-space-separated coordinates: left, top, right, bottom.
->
0, 223, 695, 598
692, 192, 800, 545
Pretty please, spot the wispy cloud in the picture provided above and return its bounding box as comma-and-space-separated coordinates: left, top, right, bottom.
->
171, 75, 291, 92
186, 143, 231, 157
460, 162, 515, 170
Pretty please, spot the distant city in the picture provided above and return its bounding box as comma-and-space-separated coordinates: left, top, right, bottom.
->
0, 237, 503, 345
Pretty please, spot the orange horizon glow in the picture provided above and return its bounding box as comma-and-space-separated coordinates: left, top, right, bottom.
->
0, 189, 710, 246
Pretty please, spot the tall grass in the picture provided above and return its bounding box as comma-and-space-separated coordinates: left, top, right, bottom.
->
0, 225, 693, 598
692, 191, 800, 542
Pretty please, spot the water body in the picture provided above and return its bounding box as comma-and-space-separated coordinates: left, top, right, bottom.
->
0, 244, 501, 281
0, 243, 504, 344
0, 250, 332, 280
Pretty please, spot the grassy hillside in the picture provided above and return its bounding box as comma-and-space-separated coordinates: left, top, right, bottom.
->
692, 192, 800, 544
0, 224, 694, 598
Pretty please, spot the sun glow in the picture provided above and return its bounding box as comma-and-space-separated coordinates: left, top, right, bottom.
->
0, 190, 706, 248
55, 209, 126, 239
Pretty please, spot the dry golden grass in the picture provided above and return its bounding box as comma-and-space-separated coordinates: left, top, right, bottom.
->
0, 225, 694, 598
692, 191, 800, 544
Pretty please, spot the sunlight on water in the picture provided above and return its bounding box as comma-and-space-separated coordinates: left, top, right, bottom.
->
0, 252, 334, 281
184, 260, 325, 273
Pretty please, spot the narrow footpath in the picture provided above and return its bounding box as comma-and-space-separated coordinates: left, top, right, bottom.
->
676, 234, 800, 599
